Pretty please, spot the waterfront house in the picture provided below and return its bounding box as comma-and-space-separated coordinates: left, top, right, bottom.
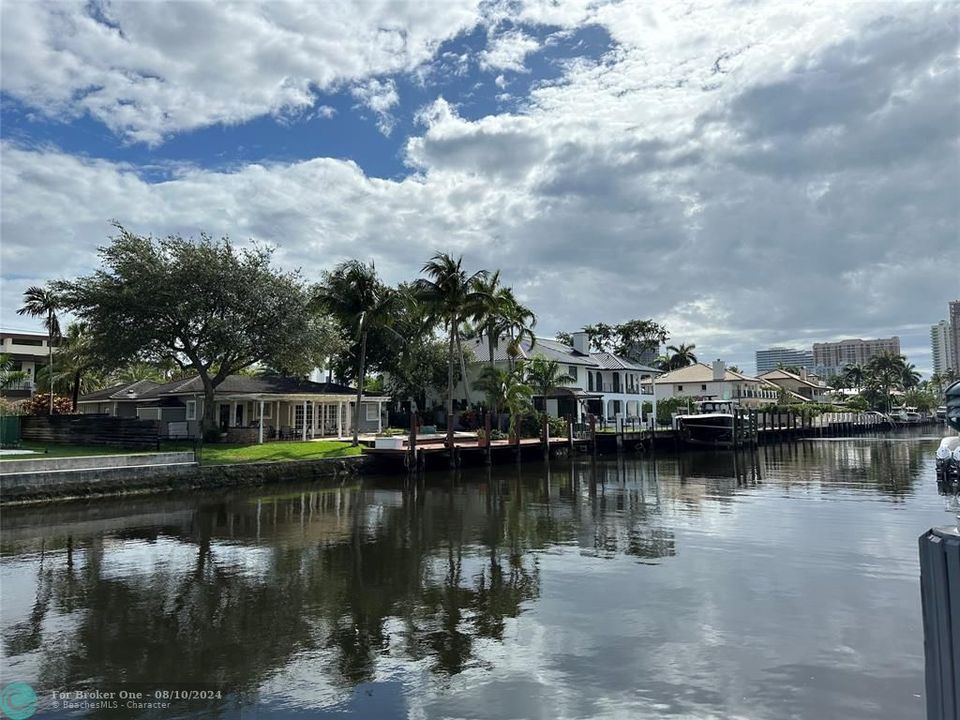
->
458, 331, 661, 421
0, 329, 58, 399
77, 374, 390, 442
654, 360, 780, 408
757, 368, 833, 403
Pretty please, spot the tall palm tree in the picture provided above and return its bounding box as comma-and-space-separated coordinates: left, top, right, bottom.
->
415, 253, 488, 447
842, 363, 866, 391
313, 260, 400, 445
502, 373, 534, 444
471, 270, 509, 373
17, 285, 61, 414
900, 362, 921, 390
500, 290, 537, 371
866, 352, 907, 412
665, 342, 697, 370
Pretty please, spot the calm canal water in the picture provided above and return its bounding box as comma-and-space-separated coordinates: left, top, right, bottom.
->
0, 430, 949, 719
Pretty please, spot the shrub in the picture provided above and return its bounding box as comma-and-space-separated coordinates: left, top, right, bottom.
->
203, 428, 224, 443
23, 393, 72, 415
548, 416, 568, 437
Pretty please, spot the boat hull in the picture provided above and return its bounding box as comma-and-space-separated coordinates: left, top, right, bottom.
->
675, 414, 736, 447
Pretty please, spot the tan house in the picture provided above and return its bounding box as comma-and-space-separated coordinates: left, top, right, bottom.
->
0, 329, 57, 399
757, 368, 832, 403
654, 360, 781, 408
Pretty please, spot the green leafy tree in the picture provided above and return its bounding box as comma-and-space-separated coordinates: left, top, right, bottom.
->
55, 225, 319, 434
36, 322, 105, 410
611, 319, 669, 362
415, 253, 488, 446
313, 261, 400, 445
16, 285, 61, 414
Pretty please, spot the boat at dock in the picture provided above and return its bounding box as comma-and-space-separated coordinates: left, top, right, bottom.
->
672, 400, 739, 447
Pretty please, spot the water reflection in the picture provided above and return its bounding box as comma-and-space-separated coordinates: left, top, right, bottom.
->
0, 431, 944, 719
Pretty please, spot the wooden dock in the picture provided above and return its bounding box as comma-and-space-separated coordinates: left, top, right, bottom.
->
364, 436, 589, 471
363, 412, 940, 472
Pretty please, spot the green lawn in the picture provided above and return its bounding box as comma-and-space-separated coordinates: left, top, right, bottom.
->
1, 439, 360, 464
0, 442, 135, 460
188, 440, 361, 465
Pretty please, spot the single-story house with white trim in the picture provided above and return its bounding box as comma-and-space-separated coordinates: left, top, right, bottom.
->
77, 374, 390, 442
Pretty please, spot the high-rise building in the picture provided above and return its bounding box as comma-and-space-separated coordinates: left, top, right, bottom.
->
931, 300, 960, 376
951, 300, 960, 374
754, 347, 815, 374
931, 320, 955, 375
812, 337, 901, 378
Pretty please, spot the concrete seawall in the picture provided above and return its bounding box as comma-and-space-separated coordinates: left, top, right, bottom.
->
1, 455, 367, 505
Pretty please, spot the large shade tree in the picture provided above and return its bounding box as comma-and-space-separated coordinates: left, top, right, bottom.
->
312, 260, 399, 445
55, 226, 322, 435
16, 285, 61, 414
415, 253, 488, 447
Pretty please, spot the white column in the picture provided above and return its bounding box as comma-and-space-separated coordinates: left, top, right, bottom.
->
302, 400, 308, 441
230, 401, 237, 427
258, 400, 264, 444
651, 378, 657, 433
311, 402, 317, 439
337, 401, 343, 438
377, 400, 383, 433
346, 402, 352, 437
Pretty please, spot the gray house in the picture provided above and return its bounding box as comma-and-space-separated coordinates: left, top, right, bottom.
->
77, 374, 390, 442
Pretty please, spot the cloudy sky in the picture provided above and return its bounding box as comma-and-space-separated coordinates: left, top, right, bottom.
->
1, 0, 957, 374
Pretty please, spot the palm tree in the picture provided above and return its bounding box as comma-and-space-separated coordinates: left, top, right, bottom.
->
471, 271, 509, 372
665, 342, 697, 370
414, 253, 488, 447
866, 352, 907, 412
17, 285, 61, 414
46, 322, 102, 411
313, 261, 400, 446
843, 363, 866, 391
473, 365, 511, 415
500, 290, 537, 370
525, 356, 573, 443
0, 353, 28, 391
900, 362, 921, 390
502, 373, 534, 443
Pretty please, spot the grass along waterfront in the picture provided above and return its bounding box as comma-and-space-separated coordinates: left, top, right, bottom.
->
1, 440, 360, 465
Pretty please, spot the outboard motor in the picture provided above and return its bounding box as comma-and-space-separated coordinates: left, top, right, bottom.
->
936, 381, 960, 493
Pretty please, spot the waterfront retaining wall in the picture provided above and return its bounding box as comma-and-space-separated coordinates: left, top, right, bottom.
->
0, 455, 367, 504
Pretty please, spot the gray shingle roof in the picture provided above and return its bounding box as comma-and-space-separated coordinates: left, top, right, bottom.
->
465, 337, 661, 373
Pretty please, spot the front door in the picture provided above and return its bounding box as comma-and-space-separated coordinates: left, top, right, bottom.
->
218, 404, 231, 430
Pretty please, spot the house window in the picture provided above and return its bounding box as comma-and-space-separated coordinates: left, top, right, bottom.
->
365, 403, 379, 421
678, 385, 684, 391
568, 365, 578, 382
256, 402, 273, 420
588, 372, 594, 392
701, 384, 707, 391
185, 400, 197, 421
613, 372, 620, 392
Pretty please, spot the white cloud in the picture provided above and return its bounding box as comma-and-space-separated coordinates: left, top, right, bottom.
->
480, 29, 540, 72
2, 1, 957, 374
351, 78, 400, 136
0, 0, 484, 144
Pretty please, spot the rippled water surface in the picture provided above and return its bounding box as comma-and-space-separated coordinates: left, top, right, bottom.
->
0, 431, 949, 719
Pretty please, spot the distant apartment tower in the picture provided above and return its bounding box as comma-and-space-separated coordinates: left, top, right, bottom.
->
931, 320, 955, 375
755, 347, 815, 374
951, 301, 960, 373
812, 336, 901, 377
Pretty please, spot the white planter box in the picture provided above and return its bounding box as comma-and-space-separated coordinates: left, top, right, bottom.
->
374, 437, 405, 449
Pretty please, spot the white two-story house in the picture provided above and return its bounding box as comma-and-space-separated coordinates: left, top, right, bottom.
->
0, 329, 57, 399
458, 331, 661, 422
654, 360, 781, 408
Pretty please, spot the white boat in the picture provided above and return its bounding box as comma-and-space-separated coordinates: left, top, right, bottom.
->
673, 400, 739, 447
